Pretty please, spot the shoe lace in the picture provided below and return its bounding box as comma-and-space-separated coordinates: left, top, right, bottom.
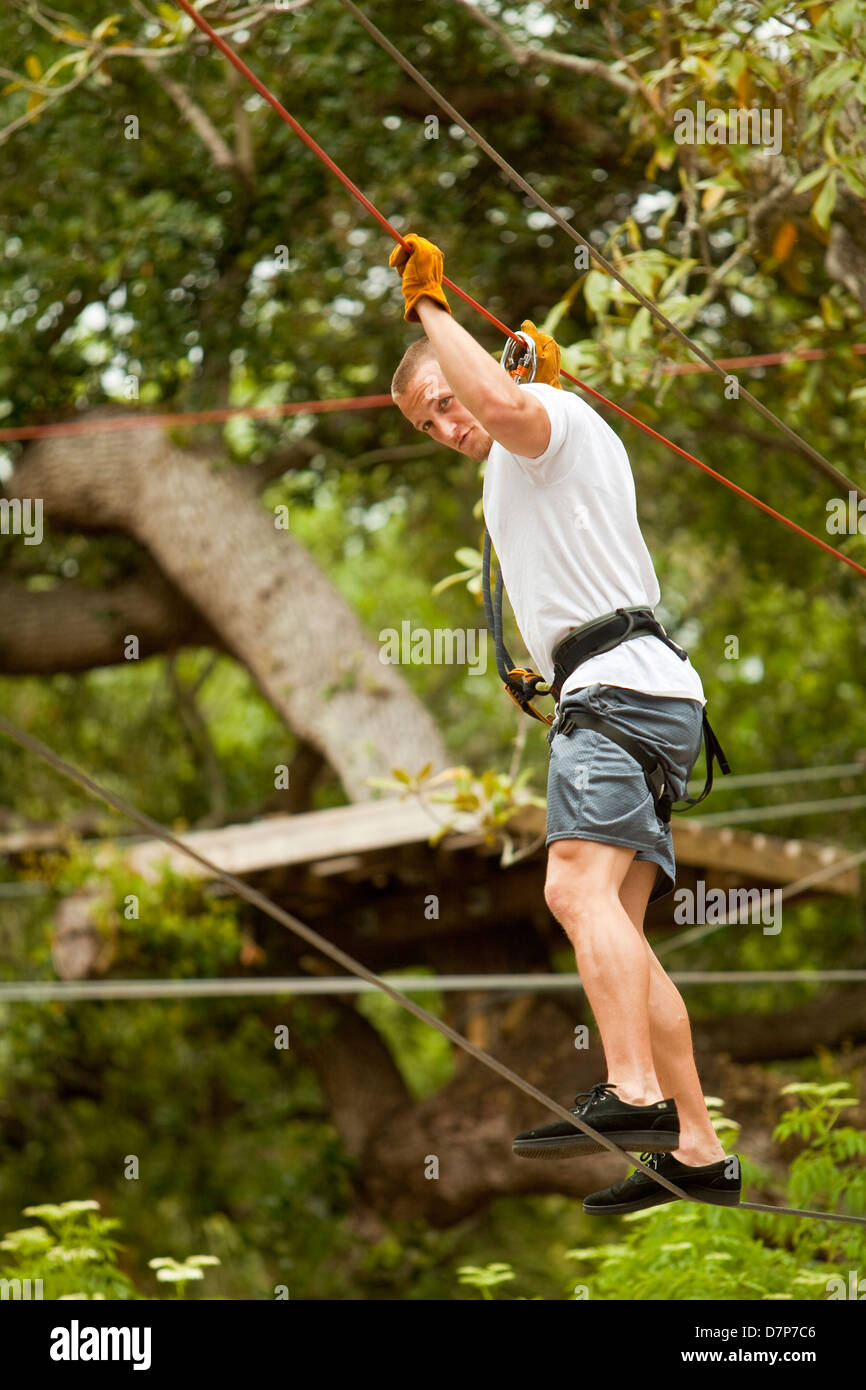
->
572, 1081, 618, 1114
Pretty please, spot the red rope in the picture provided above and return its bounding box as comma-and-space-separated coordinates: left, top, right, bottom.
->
4, 346, 859, 442
84, 2, 857, 582
170, 0, 517, 341
665, 344, 866, 375
0, 394, 393, 442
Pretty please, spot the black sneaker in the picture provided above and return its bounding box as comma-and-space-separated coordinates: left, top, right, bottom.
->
583, 1150, 742, 1214
512, 1082, 679, 1160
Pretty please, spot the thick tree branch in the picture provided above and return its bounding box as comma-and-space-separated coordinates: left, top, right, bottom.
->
0, 569, 219, 675
4, 418, 449, 798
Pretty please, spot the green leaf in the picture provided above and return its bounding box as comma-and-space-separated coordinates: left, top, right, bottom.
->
91, 14, 123, 42
584, 271, 612, 317
453, 547, 481, 570
431, 568, 475, 596
41, 51, 89, 85
793, 164, 831, 195
839, 162, 866, 198
806, 59, 861, 102
828, 0, 859, 37
627, 306, 652, 352
801, 31, 843, 54
726, 50, 747, 86
813, 170, 838, 230
480, 769, 497, 798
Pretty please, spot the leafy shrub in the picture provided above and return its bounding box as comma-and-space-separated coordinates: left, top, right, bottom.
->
0, 1199, 221, 1300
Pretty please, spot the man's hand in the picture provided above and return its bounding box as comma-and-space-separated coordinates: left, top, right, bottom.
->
517, 320, 562, 388
388, 232, 452, 322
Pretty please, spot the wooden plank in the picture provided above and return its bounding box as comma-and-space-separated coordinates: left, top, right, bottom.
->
123, 798, 478, 881
672, 819, 859, 895
120, 797, 860, 897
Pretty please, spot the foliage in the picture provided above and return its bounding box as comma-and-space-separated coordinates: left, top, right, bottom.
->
1, 0, 866, 1304
454, 1084, 866, 1300
456, 1261, 517, 1300
147, 1254, 221, 1299
0, 1199, 138, 1300
368, 758, 546, 864
0, 1198, 222, 1300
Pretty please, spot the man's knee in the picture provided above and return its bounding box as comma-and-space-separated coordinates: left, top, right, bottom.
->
544, 847, 619, 928
544, 839, 636, 930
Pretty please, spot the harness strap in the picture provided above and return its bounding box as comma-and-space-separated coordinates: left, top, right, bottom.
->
482, 528, 552, 724
554, 706, 731, 823
551, 607, 687, 701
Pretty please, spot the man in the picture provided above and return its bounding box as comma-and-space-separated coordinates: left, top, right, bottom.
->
389, 234, 740, 1215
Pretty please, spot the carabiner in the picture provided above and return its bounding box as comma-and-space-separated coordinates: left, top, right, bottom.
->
502, 331, 537, 385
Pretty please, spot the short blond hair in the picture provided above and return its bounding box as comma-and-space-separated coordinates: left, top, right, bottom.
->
391, 337, 438, 399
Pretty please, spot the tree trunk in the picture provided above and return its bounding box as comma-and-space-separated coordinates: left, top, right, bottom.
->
290, 987, 811, 1225
5, 421, 448, 798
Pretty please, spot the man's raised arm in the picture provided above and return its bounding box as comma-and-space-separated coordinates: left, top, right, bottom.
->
391, 233, 550, 459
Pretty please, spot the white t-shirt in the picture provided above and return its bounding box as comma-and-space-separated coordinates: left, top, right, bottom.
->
482, 382, 705, 706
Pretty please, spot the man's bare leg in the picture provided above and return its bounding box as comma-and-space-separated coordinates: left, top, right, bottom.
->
618, 859, 725, 1165
545, 839, 724, 1165
545, 839, 663, 1105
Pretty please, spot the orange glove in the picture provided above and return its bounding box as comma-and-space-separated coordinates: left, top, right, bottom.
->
518, 319, 562, 387
388, 232, 452, 323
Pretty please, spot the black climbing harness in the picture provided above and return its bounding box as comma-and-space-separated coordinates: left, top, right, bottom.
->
481, 333, 732, 820
550, 696, 731, 825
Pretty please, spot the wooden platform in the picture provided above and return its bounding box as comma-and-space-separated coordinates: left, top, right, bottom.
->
122, 797, 861, 897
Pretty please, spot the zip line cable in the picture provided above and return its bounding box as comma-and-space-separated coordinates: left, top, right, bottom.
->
0, 713, 691, 1207
1, 713, 865, 1227
2, 970, 866, 1003
691, 793, 866, 828
338, 0, 865, 505
169, 0, 866, 581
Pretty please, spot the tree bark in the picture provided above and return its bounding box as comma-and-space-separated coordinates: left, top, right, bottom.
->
5, 421, 448, 799
0, 570, 218, 674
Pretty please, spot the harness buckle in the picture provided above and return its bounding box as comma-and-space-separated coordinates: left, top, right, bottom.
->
644, 765, 666, 801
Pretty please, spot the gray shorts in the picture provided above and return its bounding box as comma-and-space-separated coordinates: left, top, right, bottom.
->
545, 682, 705, 903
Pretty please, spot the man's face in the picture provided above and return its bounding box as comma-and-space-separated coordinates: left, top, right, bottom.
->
397, 364, 493, 461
